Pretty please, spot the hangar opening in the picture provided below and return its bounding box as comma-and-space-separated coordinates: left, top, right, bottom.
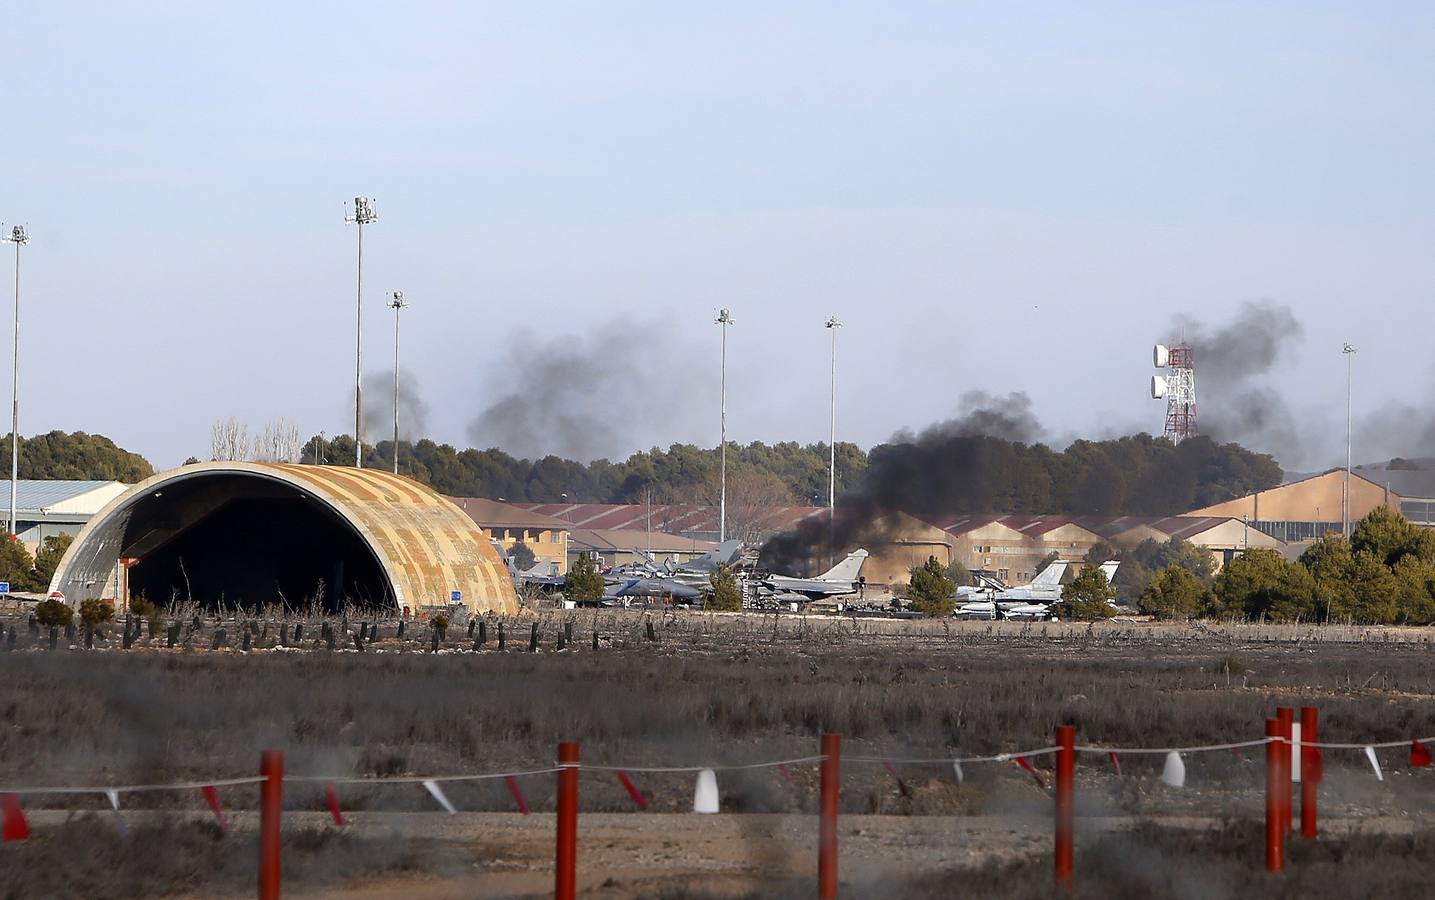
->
50, 462, 520, 616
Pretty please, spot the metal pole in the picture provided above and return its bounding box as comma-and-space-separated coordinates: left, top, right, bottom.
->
1343, 344, 1356, 534
825, 316, 841, 510
715, 309, 734, 542
1265, 719, 1284, 872
355, 219, 364, 467
1300, 706, 1319, 839
1276, 707, 1294, 833
818, 733, 841, 899
389, 292, 405, 475
1, 227, 27, 540
1055, 724, 1075, 888
345, 198, 377, 468
258, 749, 284, 899
556, 741, 579, 900
8, 236, 20, 538
393, 299, 399, 474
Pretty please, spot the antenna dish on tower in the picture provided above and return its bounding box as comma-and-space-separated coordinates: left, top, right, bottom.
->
1153, 344, 1170, 368
1151, 375, 1168, 399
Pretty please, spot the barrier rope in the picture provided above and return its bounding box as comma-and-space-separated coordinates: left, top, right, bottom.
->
2, 733, 1430, 797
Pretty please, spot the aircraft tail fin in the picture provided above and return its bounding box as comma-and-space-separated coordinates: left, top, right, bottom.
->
684, 539, 743, 572
816, 549, 869, 583
1029, 560, 1068, 588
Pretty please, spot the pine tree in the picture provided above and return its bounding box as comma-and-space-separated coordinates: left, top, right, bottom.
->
908, 556, 956, 617
703, 563, 743, 612
562, 552, 604, 602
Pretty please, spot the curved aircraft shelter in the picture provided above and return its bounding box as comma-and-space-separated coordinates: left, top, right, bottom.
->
50, 462, 519, 616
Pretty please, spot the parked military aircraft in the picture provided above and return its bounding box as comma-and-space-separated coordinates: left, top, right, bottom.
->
761, 549, 869, 601
956, 560, 1121, 619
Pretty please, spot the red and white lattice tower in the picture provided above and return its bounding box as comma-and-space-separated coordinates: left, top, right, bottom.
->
1151, 343, 1197, 442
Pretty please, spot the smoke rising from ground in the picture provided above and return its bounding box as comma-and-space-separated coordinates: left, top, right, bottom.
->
467, 322, 711, 462
361, 369, 431, 443
1169, 300, 1304, 464
761, 391, 1047, 572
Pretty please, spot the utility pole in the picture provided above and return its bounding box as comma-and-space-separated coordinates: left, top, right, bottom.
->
824, 316, 842, 510
344, 197, 377, 467
1, 225, 28, 538
1343, 343, 1357, 535
714, 309, 735, 542
388, 291, 408, 474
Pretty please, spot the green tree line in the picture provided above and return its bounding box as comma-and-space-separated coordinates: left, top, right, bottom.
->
1123, 506, 1435, 625
305, 431, 1278, 515
0, 432, 153, 482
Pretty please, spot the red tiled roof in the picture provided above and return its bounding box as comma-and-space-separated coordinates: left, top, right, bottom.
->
517, 503, 826, 535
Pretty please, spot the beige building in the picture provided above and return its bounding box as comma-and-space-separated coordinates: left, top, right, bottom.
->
446, 497, 571, 574
1186, 470, 1395, 543
941, 516, 1108, 583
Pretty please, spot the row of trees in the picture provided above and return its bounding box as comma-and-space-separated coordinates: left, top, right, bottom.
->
301, 430, 1280, 521
865, 433, 1280, 517
1130, 507, 1435, 624
302, 435, 868, 509
0, 432, 153, 482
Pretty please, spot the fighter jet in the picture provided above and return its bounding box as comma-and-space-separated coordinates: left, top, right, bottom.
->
956, 560, 1120, 619
663, 540, 745, 582
604, 576, 702, 603
761, 549, 869, 601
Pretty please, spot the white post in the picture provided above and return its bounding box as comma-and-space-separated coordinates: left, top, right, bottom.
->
715, 309, 735, 541
345, 198, 378, 468
1343, 344, 1357, 535
1, 226, 28, 539
824, 316, 842, 510
389, 291, 407, 475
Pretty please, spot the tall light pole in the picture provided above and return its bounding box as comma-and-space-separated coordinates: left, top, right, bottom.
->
1, 225, 28, 538
715, 309, 735, 542
388, 291, 408, 475
824, 316, 842, 511
1343, 343, 1357, 535
344, 197, 377, 467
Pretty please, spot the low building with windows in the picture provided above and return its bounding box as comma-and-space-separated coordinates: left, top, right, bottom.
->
0, 480, 129, 552
446, 497, 570, 574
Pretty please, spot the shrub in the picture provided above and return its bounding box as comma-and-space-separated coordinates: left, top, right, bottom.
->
34, 598, 72, 629
79, 598, 114, 629
562, 553, 604, 602
1052, 565, 1118, 620
703, 563, 742, 612
1139, 565, 1206, 619
908, 556, 955, 617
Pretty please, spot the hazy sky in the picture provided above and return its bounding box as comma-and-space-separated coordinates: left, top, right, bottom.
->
4, 2, 1432, 470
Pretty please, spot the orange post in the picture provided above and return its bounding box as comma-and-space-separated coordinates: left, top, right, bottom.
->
1054, 725, 1075, 889
556, 742, 579, 900
1276, 707, 1294, 833
819, 733, 841, 899
258, 750, 283, 900
1265, 720, 1284, 872
1300, 707, 1318, 839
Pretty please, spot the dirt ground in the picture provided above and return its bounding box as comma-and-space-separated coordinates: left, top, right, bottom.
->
2, 615, 1433, 897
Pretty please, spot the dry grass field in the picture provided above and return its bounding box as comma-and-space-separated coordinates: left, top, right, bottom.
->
0, 612, 1431, 897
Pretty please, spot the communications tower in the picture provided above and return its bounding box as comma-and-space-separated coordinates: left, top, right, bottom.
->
1151, 343, 1197, 442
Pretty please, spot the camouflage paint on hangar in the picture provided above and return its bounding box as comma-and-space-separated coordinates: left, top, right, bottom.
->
50, 461, 519, 615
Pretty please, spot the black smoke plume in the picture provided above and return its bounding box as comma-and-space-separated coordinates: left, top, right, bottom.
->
1168, 300, 1304, 463
759, 391, 1045, 574
361, 369, 431, 444
467, 321, 713, 463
